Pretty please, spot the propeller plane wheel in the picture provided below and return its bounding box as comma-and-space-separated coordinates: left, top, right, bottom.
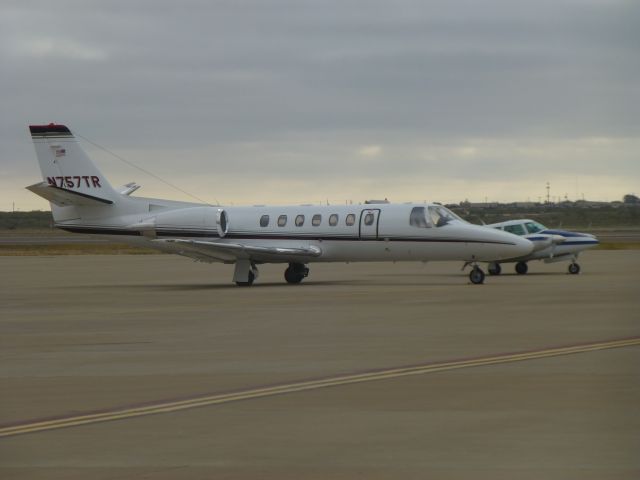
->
284, 263, 309, 284
488, 263, 502, 276
469, 267, 485, 285
515, 262, 528, 275
568, 263, 580, 275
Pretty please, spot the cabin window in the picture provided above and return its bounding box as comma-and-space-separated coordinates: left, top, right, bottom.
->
364, 213, 375, 226
295, 214, 305, 227
409, 207, 430, 228
312, 214, 322, 226
504, 224, 526, 236
260, 215, 269, 227
345, 213, 356, 226
277, 215, 287, 227
329, 214, 339, 226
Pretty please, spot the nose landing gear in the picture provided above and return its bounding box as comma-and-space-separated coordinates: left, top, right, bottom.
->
469, 265, 485, 285
568, 262, 580, 274
462, 259, 485, 284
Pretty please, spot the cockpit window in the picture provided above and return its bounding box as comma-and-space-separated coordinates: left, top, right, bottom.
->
524, 221, 546, 234
504, 224, 526, 236
428, 205, 461, 227
409, 207, 431, 228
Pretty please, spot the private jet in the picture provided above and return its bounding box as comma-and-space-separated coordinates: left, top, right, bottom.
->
485, 219, 599, 275
26, 124, 533, 286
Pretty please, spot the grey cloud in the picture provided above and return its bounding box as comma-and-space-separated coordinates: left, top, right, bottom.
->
1, 0, 638, 208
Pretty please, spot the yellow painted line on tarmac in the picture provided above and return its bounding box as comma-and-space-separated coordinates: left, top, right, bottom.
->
2, 336, 639, 438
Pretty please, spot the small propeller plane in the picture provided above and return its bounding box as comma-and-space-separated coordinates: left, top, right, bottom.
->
484, 219, 599, 275
26, 124, 533, 286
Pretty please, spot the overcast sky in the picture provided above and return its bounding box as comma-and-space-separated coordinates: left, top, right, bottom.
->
1, 0, 638, 210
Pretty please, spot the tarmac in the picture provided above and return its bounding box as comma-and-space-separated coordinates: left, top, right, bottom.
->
1, 251, 639, 479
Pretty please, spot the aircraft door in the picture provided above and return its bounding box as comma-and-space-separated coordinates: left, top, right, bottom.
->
359, 209, 380, 239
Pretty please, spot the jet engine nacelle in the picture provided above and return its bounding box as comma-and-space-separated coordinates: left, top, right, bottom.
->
216, 208, 229, 238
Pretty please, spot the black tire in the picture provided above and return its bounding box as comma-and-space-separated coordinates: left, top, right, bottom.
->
568, 263, 580, 275
284, 267, 304, 284
236, 271, 255, 286
515, 262, 528, 275
469, 267, 485, 285
488, 263, 502, 276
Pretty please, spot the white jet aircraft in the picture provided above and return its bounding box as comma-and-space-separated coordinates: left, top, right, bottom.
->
26, 124, 533, 286
484, 219, 599, 275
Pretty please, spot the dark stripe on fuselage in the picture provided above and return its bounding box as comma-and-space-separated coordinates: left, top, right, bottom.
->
59, 227, 142, 236
56, 226, 516, 245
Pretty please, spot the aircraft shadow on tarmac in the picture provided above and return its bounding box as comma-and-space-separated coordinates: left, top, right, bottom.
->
69, 280, 361, 291
67, 271, 577, 292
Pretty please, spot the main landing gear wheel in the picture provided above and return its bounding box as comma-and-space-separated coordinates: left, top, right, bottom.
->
488, 263, 502, 275
515, 261, 528, 275
284, 263, 309, 284
469, 266, 485, 285
236, 270, 255, 287
568, 263, 580, 274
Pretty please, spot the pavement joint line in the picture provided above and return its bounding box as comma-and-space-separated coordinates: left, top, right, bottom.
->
1, 336, 639, 438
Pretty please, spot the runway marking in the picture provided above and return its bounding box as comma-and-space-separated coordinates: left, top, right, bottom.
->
2, 336, 639, 438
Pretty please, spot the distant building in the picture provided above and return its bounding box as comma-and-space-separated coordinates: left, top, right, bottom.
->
623, 194, 639, 204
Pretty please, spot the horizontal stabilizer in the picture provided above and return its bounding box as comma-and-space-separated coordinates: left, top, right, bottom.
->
118, 182, 141, 196
26, 182, 114, 207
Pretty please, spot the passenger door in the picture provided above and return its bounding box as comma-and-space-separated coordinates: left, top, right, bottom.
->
359, 209, 380, 239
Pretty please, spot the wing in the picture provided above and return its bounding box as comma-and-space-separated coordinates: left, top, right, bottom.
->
153, 238, 322, 263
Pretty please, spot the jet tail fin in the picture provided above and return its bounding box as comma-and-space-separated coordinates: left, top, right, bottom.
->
28, 124, 120, 203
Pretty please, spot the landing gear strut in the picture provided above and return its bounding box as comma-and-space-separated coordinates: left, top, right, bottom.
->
515, 261, 528, 275
234, 260, 259, 286
284, 263, 309, 284
462, 259, 485, 285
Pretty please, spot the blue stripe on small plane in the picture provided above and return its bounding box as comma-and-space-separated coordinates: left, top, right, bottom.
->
559, 240, 599, 246
541, 229, 588, 238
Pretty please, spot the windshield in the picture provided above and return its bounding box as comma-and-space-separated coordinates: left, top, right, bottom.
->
524, 221, 546, 234
428, 205, 464, 227
503, 224, 526, 236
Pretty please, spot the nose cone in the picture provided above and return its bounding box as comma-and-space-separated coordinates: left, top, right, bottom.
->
470, 225, 534, 261
581, 232, 600, 249
510, 234, 535, 257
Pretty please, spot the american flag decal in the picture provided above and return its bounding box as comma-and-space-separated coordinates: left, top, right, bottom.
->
55, 148, 66, 157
